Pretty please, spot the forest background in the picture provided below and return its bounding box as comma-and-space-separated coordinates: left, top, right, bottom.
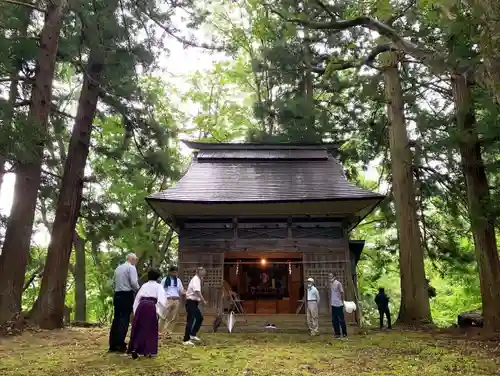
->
1, 0, 499, 330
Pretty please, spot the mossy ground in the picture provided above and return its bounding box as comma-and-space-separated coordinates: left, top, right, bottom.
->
1, 328, 499, 376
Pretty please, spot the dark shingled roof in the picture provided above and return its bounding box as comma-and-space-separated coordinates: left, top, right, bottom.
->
197, 149, 328, 160
148, 141, 383, 204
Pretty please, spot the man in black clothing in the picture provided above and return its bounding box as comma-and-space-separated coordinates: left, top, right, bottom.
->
183, 267, 207, 345
375, 287, 391, 329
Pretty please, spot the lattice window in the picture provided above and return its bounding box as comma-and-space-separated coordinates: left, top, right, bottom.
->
237, 223, 288, 239
182, 267, 223, 288
292, 223, 343, 239
180, 222, 234, 240
304, 266, 346, 288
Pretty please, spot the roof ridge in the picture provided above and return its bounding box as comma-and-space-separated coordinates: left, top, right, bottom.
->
182, 140, 341, 151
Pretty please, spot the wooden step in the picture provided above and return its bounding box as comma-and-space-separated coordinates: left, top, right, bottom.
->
173, 313, 335, 333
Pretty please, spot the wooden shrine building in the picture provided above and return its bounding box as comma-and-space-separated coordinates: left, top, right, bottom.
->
147, 141, 384, 322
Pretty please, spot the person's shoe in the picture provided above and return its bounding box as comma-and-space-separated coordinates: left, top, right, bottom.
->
131, 351, 138, 360
183, 340, 195, 346
190, 335, 201, 342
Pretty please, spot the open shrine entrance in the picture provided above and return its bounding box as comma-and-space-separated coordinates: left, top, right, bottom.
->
223, 252, 304, 315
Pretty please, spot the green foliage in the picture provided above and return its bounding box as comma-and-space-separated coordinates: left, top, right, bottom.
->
2, 0, 499, 328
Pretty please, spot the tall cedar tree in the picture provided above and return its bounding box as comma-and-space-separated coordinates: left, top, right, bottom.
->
30, 0, 120, 329
381, 51, 432, 324
451, 72, 500, 332
0, 0, 68, 324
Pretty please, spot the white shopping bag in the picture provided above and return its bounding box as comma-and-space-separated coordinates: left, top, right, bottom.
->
344, 301, 357, 314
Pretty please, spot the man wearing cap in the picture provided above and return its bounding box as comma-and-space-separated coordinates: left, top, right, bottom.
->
306, 277, 320, 336
109, 253, 140, 353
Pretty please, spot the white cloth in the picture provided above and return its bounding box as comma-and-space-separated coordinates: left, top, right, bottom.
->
185, 275, 202, 301
307, 285, 320, 303
132, 280, 167, 315
160, 277, 184, 298
227, 311, 235, 333
344, 301, 357, 313
330, 279, 344, 307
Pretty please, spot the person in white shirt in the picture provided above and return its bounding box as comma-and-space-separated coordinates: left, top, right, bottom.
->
183, 267, 207, 345
109, 253, 140, 353
306, 277, 320, 336
328, 273, 347, 338
158, 266, 185, 335
127, 268, 167, 359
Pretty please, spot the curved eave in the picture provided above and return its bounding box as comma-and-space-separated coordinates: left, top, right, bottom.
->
146, 195, 384, 231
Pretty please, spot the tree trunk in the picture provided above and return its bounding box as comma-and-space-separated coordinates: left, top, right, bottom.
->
451, 72, 500, 332
0, 1, 67, 324
73, 232, 86, 322
30, 0, 118, 328
381, 51, 432, 325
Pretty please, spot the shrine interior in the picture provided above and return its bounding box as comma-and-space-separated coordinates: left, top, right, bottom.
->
223, 256, 304, 314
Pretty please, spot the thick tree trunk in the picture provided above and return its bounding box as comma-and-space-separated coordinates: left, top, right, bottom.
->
30, 56, 104, 329
0, 1, 67, 324
451, 72, 500, 332
73, 232, 86, 322
381, 51, 432, 324
30, 0, 119, 328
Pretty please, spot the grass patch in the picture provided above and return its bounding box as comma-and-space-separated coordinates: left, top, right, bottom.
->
0, 328, 498, 375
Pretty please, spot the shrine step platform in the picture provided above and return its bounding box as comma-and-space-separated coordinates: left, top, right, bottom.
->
174, 313, 342, 334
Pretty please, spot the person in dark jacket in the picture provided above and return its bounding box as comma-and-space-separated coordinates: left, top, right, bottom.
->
374, 288, 391, 329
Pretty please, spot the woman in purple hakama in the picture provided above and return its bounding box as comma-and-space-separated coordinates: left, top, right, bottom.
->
128, 269, 167, 359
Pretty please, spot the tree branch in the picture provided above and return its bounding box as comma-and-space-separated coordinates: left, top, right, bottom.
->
132, 2, 226, 52
268, 8, 452, 73
0, 0, 45, 13
386, 0, 417, 25
23, 265, 44, 292
0, 76, 31, 83
311, 44, 396, 73
311, 0, 340, 19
